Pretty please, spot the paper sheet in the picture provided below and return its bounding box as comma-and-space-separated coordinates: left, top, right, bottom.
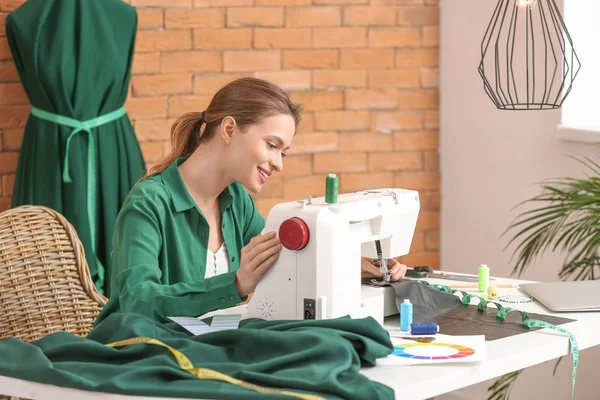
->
168, 314, 241, 335
376, 334, 485, 366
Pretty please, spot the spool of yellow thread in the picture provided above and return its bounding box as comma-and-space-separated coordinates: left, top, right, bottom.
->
487, 285, 499, 300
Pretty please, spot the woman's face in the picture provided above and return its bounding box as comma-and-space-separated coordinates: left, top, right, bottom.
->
228, 113, 296, 193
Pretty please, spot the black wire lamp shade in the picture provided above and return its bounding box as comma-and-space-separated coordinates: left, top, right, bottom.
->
478, 0, 581, 110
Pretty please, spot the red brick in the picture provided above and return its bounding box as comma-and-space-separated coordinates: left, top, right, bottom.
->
133, 0, 190, 5
409, 230, 426, 253
132, 53, 160, 74
194, 29, 252, 50
314, 111, 369, 131
194, 0, 252, 5
140, 142, 165, 163
254, 28, 311, 49
254, 70, 311, 91
313, 70, 366, 89
313, 0, 367, 4
161, 52, 222, 73
396, 6, 439, 26
393, 131, 438, 150
372, 0, 423, 4
256, 0, 310, 4
297, 113, 314, 134
424, 151, 439, 171
0, 151, 18, 173
283, 50, 339, 69
0, 105, 28, 128
0, 196, 11, 213
313, 28, 366, 48
0, 12, 6, 34
137, 8, 163, 29
135, 118, 177, 142
289, 132, 338, 154
420, 68, 438, 88
420, 191, 439, 210
368, 69, 420, 89
425, 231, 439, 251
422, 26, 439, 47
397, 89, 438, 109
371, 111, 422, 133
314, 152, 367, 173
339, 172, 393, 193
1, 173, 14, 196
289, 91, 342, 112
228, 7, 284, 27
339, 132, 392, 152
345, 90, 396, 110
0, 82, 27, 105
131, 73, 192, 96
396, 48, 438, 67
0, 0, 25, 12
340, 49, 394, 69
165, 8, 224, 29
415, 211, 439, 230
194, 73, 249, 94
2, 128, 22, 150
394, 171, 440, 190
286, 6, 340, 27
279, 155, 312, 177
125, 96, 167, 119
223, 50, 280, 72
0, 37, 10, 60
343, 6, 395, 26
368, 152, 422, 171
136, 30, 192, 52
168, 95, 212, 117
254, 197, 283, 217
369, 27, 420, 48
283, 175, 328, 198
424, 110, 438, 129
0, 61, 18, 82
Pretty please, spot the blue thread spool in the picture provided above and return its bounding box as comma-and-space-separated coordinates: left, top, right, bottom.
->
400, 299, 413, 331
410, 322, 439, 335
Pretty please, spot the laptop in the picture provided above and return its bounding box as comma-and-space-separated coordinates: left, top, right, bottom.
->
519, 280, 600, 312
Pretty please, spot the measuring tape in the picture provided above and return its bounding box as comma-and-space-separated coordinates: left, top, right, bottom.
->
416, 280, 579, 399
105, 337, 325, 400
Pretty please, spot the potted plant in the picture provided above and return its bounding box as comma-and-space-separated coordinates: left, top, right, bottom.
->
488, 156, 600, 400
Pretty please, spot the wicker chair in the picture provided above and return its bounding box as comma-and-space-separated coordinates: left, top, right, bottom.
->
0, 205, 108, 399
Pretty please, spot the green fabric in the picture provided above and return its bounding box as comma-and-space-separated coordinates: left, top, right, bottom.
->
5, 0, 146, 296
0, 313, 394, 399
96, 157, 266, 326
30, 105, 128, 290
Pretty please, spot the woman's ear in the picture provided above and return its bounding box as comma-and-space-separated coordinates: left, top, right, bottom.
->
219, 116, 237, 144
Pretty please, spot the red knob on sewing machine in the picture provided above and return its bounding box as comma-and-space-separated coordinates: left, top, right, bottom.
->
278, 217, 309, 250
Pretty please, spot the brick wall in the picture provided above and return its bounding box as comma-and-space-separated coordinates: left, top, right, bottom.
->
0, 0, 439, 268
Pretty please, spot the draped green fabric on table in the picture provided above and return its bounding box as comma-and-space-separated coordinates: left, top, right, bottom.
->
5, 0, 146, 296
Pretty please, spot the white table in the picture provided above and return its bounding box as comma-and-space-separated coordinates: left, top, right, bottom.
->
1, 275, 599, 400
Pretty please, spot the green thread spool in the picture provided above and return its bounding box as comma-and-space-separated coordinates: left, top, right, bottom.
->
325, 174, 338, 204
478, 264, 489, 292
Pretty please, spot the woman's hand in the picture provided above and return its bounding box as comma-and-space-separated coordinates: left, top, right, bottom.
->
235, 232, 282, 298
361, 257, 407, 282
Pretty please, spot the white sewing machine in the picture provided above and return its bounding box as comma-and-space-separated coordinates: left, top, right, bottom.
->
246, 188, 420, 326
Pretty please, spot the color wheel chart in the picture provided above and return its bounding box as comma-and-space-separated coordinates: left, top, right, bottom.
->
377, 335, 485, 366
392, 342, 475, 360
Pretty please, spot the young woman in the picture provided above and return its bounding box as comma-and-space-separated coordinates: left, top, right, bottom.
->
95, 77, 407, 325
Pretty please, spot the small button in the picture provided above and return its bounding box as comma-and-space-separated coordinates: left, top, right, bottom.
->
220, 297, 226, 304
231, 256, 236, 262
230, 295, 235, 301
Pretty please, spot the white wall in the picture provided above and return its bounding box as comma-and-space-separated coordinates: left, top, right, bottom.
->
439, 0, 599, 399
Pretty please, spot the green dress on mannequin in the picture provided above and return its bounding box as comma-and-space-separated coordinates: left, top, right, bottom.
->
5, 0, 146, 296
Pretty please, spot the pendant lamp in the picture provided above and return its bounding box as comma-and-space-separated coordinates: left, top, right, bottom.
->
478, 0, 580, 110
